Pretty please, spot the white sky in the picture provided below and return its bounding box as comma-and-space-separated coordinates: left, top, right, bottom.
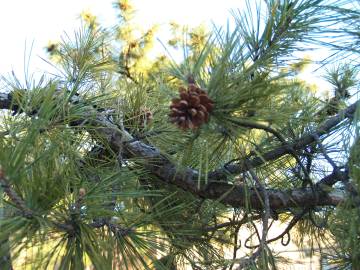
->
0, 0, 240, 76
0, 0, 329, 94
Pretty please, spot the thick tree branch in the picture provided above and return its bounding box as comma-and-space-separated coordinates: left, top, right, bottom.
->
121, 138, 346, 209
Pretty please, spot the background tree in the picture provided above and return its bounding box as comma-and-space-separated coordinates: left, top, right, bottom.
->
0, 0, 359, 269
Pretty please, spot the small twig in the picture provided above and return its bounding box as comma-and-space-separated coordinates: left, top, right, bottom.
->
229, 212, 245, 270
107, 222, 133, 237
313, 133, 338, 170
235, 247, 262, 269
87, 217, 134, 238
204, 214, 262, 232
0, 168, 75, 233
247, 167, 270, 249
236, 165, 271, 269
316, 167, 349, 187
52, 221, 75, 233
304, 145, 316, 180
73, 188, 86, 214
210, 100, 358, 179
119, 44, 138, 84
0, 168, 34, 219
246, 209, 307, 249
227, 119, 313, 186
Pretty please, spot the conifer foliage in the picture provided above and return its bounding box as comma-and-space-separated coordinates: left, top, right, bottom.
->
0, 0, 360, 269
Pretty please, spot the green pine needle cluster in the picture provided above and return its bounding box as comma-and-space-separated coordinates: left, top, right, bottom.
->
0, 0, 360, 269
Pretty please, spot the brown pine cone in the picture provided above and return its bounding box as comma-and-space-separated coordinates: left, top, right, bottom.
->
169, 84, 214, 130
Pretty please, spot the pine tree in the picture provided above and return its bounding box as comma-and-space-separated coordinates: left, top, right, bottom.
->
0, 0, 359, 269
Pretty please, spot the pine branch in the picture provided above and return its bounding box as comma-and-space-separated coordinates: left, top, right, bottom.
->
0, 168, 76, 233
0, 91, 356, 210
121, 136, 347, 209
227, 119, 312, 184
0, 168, 34, 219
316, 168, 349, 186
209, 100, 358, 180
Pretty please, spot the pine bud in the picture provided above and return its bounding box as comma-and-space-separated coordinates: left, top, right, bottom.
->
79, 188, 86, 197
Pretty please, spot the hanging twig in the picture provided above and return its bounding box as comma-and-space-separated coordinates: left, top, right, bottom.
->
247, 166, 270, 246
228, 211, 245, 270
235, 165, 271, 269
246, 208, 308, 249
